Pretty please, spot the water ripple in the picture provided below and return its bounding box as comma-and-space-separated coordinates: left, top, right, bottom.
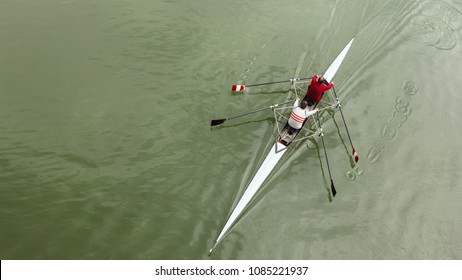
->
408, 1, 462, 50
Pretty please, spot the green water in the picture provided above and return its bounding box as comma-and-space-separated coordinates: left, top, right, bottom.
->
1, 0, 461, 259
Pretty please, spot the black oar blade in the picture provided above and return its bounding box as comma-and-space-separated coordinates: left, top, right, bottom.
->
331, 179, 337, 197
211, 119, 226, 126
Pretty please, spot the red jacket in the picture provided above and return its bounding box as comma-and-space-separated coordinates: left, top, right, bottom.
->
304, 75, 333, 103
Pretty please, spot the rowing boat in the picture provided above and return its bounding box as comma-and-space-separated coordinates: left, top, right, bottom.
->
209, 38, 355, 254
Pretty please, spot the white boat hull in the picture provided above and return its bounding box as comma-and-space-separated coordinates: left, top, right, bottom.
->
210, 38, 355, 252
214, 142, 287, 244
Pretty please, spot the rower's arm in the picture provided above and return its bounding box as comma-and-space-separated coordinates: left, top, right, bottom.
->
293, 99, 299, 108
305, 108, 319, 117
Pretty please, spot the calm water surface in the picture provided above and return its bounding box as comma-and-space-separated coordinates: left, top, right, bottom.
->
1, 0, 461, 259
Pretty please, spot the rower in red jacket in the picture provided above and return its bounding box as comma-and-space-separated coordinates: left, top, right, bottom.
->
304, 75, 334, 106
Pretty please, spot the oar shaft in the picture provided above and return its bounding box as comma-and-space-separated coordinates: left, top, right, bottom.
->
232, 77, 313, 92
315, 113, 337, 197
210, 100, 293, 126
246, 77, 311, 88
332, 87, 358, 163
333, 87, 352, 143
227, 101, 290, 121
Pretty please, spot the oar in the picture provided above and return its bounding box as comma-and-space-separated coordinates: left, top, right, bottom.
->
332, 86, 359, 163
231, 77, 313, 92
315, 113, 337, 197
210, 100, 292, 126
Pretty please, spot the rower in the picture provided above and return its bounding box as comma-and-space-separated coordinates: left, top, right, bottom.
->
288, 97, 318, 134
303, 75, 334, 107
